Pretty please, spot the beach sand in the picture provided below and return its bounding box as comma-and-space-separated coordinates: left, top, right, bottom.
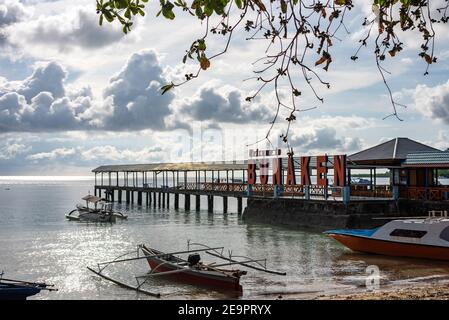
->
316, 280, 449, 300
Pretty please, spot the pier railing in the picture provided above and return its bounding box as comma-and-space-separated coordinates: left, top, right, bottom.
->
350, 185, 392, 198
399, 186, 449, 201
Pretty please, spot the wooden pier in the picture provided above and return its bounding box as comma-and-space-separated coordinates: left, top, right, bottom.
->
93, 162, 248, 214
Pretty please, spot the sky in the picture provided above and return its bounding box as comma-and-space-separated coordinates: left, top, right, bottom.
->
0, 0, 449, 175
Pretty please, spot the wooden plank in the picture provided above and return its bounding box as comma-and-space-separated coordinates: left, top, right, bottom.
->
87, 266, 160, 298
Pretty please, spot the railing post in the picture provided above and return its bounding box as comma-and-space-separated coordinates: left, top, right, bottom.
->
343, 186, 350, 205
392, 186, 399, 200
246, 184, 253, 197
304, 185, 310, 200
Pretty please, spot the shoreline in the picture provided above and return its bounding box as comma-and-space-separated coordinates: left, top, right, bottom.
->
315, 279, 449, 300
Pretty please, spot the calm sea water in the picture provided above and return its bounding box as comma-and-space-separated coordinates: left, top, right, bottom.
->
1, 177, 449, 300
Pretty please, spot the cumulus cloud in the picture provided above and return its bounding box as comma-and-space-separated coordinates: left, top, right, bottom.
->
1, 61, 66, 101
0, 61, 93, 132
7, 8, 125, 50
288, 126, 362, 154
0, 50, 177, 132
26, 145, 166, 164
102, 50, 175, 130
27, 147, 75, 160
80, 145, 165, 163
178, 86, 273, 123
0, 49, 277, 133
0, 0, 28, 27
413, 79, 449, 123
0, 139, 30, 159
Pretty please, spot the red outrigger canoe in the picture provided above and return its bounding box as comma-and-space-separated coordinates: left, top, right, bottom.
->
140, 245, 245, 292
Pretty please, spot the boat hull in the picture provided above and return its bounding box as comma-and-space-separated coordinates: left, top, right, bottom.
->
145, 256, 242, 293
0, 284, 41, 300
329, 233, 449, 261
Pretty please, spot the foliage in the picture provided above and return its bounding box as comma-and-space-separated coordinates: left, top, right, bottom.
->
96, 0, 449, 149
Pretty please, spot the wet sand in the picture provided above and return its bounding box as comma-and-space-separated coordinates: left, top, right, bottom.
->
316, 279, 449, 300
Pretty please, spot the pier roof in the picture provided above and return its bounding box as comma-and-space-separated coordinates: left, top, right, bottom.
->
403, 151, 449, 168
349, 137, 439, 166
92, 161, 248, 172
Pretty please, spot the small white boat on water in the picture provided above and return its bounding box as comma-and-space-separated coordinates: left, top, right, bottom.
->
325, 211, 449, 261
66, 195, 127, 223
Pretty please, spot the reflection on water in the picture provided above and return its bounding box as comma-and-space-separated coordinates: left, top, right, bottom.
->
0, 178, 448, 300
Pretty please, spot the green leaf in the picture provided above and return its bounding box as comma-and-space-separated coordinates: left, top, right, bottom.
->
235, 0, 243, 9
161, 83, 174, 95
198, 39, 206, 51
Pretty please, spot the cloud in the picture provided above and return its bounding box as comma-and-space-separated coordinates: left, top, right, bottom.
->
0, 0, 28, 27
0, 60, 93, 132
288, 126, 362, 154
27, 147, 75, 160
0, 50, 176, 132
413, 79, 449, 123
80, 145, 165, 163
7, 8, 125, 50
26, 145, 166, 164
0, 139, 30, 159
178, 86, 273, 123
101, 49, 175, 131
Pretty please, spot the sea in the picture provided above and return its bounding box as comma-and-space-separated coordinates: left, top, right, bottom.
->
1, 176, 449, 300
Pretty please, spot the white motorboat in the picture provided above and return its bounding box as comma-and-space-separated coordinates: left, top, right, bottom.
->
66, 195, 127, 222
325, 211, 449, 261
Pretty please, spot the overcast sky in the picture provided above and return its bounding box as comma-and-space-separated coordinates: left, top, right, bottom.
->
0, 0, 449, 175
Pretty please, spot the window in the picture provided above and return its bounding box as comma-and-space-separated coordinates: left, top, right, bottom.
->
390, 229, 427, 238
440, 226, 449, 242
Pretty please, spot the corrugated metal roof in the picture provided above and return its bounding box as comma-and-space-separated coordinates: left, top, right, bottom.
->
92, 161, 249, 172
403, 151, 449, 166
92, 156, 342, 173
349, 138, 439, 163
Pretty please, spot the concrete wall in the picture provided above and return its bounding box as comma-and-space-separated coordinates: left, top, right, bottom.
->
243, 198, 449, 230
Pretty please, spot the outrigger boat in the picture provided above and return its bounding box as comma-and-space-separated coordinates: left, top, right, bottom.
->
66, 195, 127, 222
87, 241, 286, 297
325, 210, 449, 261
0, 273, 57, 300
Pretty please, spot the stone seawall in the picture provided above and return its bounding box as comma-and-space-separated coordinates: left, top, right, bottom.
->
243, 198, 449, 230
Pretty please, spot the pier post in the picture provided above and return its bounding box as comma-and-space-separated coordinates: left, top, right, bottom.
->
131, 191, 134, 204
137, 191, 142, 205
94, 187, 98, 197
153, 192, 156, 208
196, 195, 200, 211
174, 194, 179, 209
111, 190, 115, 202
208, 195, 214, 213
166, 193, 170, 209
126, 190, 130, 204
237, 197, 242, 215
184, 194, 190, 211
162, 193, 166, 208
223, 196, 228, 213
118, 190, 122, 203
158, 192, 161, 208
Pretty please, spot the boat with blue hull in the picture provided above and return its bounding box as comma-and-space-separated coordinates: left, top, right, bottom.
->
0, 275, 57, 300
324, 211, 449, 261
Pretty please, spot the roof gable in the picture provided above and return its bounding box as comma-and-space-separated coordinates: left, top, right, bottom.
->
349, 138, 439, 163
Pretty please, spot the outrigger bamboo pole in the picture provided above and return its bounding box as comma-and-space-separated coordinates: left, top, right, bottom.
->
206, 251, 287, 275
96, 246, 225, 266
87, 266, 161, 298
207, 259, 267, 268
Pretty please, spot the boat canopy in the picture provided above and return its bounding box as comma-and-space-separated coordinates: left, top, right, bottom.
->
82, 195, 103, 203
